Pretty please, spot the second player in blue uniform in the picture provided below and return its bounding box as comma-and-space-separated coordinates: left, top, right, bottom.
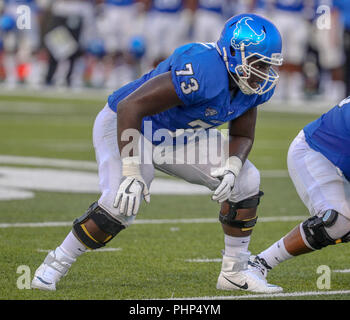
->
249, 97, 350, 288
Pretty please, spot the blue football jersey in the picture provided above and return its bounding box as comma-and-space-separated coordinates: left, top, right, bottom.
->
275, 0, 304, 11
198, 0, 224, 14
105, 0, 134, 6
152, 0, 183, 13
303, 97, 350, 180
334, 0, 350, 29
5, 0, 35, 3
107, 42, 274, 145
308, 0, 334, 21
4, 0, 38, 12
256, 0, 304, 12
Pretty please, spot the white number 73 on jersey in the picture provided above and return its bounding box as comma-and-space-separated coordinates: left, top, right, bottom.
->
175, 63, 199, 95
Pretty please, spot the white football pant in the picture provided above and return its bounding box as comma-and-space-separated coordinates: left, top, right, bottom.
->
287, 130, 350, 220
93, 104, 261, 226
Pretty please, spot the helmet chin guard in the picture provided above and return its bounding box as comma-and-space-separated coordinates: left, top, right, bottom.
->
216, 14, 283, 95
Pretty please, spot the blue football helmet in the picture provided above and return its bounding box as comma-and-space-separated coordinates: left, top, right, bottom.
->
0, 14, 16, 32
87, 38, 106, 58
216, 13, 283, 95
128, 35, 146, 59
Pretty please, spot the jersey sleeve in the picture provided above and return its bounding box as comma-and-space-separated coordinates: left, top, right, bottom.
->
169, 46, 224, 106
337, 99, 350, 132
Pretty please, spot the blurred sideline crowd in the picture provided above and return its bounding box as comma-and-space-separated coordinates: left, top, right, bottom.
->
1, 0, 350, 102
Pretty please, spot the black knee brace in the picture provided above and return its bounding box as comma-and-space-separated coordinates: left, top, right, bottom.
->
302, 209, 350, 250
73, 202, 125, 250
219, 191, 264, 231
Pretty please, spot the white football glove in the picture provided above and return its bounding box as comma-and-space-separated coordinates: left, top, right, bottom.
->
113, 156, 150, 217
210, 156, 243, 203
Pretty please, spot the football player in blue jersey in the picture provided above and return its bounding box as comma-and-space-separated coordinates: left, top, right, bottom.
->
249, 96, 350, 287
31, 13, 284, 293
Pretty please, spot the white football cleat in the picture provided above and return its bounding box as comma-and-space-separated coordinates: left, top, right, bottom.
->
31, 248, 75, 291
248, 255, 272, 280
216, 252, 283, 293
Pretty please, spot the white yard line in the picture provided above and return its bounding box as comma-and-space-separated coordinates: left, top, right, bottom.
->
185, 258, 222, 263
0, 86, 108, 100
166, 290, 350, 300
185, 261, 350, 275
333, 269, 350, 273
0, 221, 72, 228
0, 216, 307, 228
0, 155, 288, 177
0, 155, 97, 170
37, 248, 122, 253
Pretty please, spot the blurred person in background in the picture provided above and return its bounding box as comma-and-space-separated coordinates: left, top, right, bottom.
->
43, 0, 97, 88
143, 0, 196, 69
97, 0, 145, 89
0, 0, 42, 87
83, 1, 107, 89
307, 0, 345, 102
189, 0, 250, 44
252, 0, 309, 101
334, 0, 350, 97
191, 0, 227, 43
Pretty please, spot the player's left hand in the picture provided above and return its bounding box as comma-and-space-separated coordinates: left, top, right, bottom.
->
210, 156, 243, 203
210, 169, 236, 203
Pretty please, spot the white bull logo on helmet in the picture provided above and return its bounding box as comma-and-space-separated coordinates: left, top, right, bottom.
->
231, 17, 266, 50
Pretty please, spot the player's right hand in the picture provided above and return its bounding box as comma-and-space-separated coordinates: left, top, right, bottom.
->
113, 156, 150, 216
113, 176, 150, 216
210, 156, 243, 203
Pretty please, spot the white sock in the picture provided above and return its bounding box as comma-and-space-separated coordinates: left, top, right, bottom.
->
224, 234, 251, 257
41, 246, 76, 282
59, 231, 87, 259
258, 238, 293, 269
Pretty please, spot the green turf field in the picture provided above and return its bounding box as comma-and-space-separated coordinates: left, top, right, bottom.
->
1, 92, 349, 300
